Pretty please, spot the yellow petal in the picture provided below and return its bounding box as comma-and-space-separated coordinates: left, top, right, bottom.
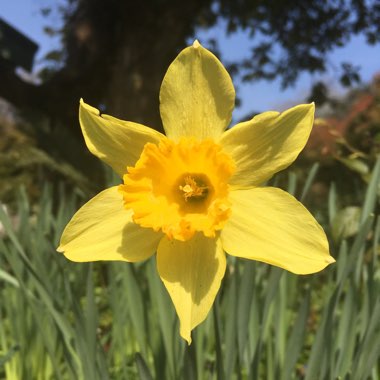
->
159, 41, 235, 141
79, 99, 165, 177
219, 104, 315, 186
221, 187, 334, 274
58, 186, 162, 262
157, 233, 226, 344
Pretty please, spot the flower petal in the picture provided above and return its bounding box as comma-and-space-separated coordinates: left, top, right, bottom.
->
79, 99, 165, 177
219, 104, 315, 187
58, 186, 162, 262
159, 41, 235, 141
221, 187, 334, 274
157, 233, 226, 344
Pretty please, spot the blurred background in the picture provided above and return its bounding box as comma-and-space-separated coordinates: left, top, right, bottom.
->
1, 1, 380, 379
1, 0, 380, 203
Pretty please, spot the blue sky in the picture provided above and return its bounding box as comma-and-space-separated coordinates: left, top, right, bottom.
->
1, 0, 379, 120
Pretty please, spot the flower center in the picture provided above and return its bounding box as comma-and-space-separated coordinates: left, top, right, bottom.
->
179, 174, 209, 202
119, 137, 235, 241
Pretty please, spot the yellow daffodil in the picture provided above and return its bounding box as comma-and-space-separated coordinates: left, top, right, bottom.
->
58, 40, 335, 344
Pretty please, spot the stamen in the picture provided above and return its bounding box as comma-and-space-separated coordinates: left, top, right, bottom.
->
179, 175, 209, 201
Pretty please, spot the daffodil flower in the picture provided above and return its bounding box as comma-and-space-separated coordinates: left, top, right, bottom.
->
58, 40, 335, 344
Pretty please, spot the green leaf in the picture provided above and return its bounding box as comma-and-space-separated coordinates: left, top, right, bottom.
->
0, 345, 20, 367
213, 300, 225, 380
328, 182, 337, 225
237, 261, 255, 362
337, 157, 369, 176
360, 156, 380, 224
224, 272, 237, 379
135, 353, 154, 380
282, 289, 310, 380
123, 265, 148, 357
147, 259, 179, 379
331, 206, 361, 241
300, 162, 319, 202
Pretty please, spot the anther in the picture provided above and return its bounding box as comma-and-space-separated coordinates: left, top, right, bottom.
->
179, 176, 208, 201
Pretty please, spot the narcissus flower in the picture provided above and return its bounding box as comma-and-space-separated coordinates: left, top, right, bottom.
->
58, 40, 335, 344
